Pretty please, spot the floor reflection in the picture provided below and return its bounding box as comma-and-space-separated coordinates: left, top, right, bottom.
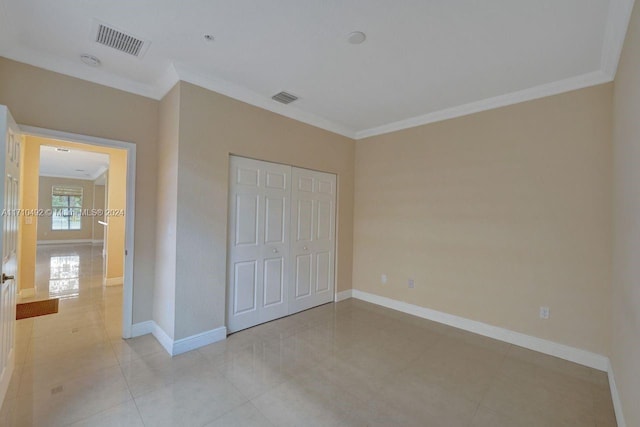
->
25, 243, 105, 303
48, 255, 80, 298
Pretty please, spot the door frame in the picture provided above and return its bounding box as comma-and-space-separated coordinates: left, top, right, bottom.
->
20, 125, 137, 339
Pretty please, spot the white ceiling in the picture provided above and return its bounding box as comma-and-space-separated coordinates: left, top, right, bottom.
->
0, 0, 635, 138
39, 145, 109, 181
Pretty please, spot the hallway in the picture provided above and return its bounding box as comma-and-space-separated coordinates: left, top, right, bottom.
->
0, 244, 160, 426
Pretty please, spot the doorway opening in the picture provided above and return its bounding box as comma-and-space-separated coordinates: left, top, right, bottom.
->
18, 126, 136, 338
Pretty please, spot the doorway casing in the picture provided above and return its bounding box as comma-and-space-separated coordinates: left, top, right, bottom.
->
20, 125, 136, 338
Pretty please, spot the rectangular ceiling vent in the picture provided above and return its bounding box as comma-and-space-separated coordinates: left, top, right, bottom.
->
94, 22, 150, 57
272, 91, 298, 104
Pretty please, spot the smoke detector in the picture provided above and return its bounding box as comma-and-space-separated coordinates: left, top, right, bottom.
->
92, 20, 151, 58
272, 91, 299, 104
80, 54, 101, 67
347, 31, 367, 44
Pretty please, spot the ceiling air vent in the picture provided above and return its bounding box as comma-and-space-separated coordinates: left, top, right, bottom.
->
93, 22, 150, 57
272, 91, 298, 104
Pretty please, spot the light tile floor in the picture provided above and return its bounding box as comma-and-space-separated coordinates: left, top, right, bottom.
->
0, 244, 617, 426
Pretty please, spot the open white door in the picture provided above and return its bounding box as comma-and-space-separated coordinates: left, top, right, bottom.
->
0, 105, 20, 406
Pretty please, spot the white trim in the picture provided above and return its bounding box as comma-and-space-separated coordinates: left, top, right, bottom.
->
173, 64, 357, 139
334, 289, 352, 302
38, 172, 99, 181
131, 321, 155, 338
601, 0, 637, 78
355, 71, 611, 139
90, 165, 109, 181
131, 321, 227, 357
37, 239, 92, 245
172, 326, 227, 356
151, 323, 174, 356
2, 0, 635, 141
91, 239, 104, 245
19, 288, 35, 298
351, 290, 609, 371
607, 360, 627, 427
103, 276, 123, 287
20, 125, 137, 339
0, 47, 164, 100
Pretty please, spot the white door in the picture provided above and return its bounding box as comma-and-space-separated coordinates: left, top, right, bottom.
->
0, 106, 20, 405
289, 167, 336, 314
227, 156, 291, 333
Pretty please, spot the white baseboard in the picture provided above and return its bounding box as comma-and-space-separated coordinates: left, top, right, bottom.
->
350, 289, 609, 371
129, 320, 227, 357
172, 326, 227, 355
131, 321, 155, 337
103, 277, 123, 287
91, 239, 104, 245
607, 360, 627, 427
334, 289, 353, 302
151, 323, 175, 356
37, 239, 92, 245
19, 288, 36, 298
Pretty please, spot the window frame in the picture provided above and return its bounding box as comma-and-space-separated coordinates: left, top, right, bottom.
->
51, 185, 83, 231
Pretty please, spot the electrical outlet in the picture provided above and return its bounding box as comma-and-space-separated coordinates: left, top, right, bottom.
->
539, 306, 550, 319
381, 274, 388, 284
408, 279, 415, 289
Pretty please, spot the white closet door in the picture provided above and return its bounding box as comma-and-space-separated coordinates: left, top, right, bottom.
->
227, 156, 291, 333
289, 167, 336, 314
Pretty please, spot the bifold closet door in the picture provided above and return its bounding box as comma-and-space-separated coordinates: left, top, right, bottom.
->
289, 167, 336, 314
227, 156, 291, 333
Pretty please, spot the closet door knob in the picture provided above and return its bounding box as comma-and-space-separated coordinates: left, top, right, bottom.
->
272, 248, 278, 253
303, 246, 308, 251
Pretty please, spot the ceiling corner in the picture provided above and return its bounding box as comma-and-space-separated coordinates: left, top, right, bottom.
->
172, 63, 357, 139
600, 0, 637, 78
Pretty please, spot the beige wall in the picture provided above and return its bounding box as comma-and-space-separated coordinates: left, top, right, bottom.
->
167, 81, 355, 340
0, 57, 158, 323
104, 152, 127, 282
154, 83, 180, 338
37, 176, 94, 241
92, 181, 105, 242
612, 2, 640, 425
354, 84, 613, 355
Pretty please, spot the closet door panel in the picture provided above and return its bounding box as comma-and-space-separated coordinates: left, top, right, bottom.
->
228, 156, 291, 333
289, 168, 336, 314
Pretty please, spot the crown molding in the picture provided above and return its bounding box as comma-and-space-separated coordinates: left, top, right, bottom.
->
172, 64, 357, 139
355, 70, 612, 139
1, 0, 635, 139
0, 47, 166, 100
39, 172, 98, 181
601, 0, 636, 78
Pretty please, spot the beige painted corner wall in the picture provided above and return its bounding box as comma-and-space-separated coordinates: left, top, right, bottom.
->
37, 176, 94, 241
612, 1, 640, 425
0, 57, 158, 323
92, 182, 105, 242
154, 83, 180, 338
172, 81, 355, 340
353, 84, 613, 355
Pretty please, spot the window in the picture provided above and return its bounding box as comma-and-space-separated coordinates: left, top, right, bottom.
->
51, 185, 83, 230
